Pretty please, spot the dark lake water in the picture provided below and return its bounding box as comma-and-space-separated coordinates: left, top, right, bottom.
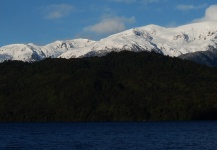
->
1, 121, 217, 150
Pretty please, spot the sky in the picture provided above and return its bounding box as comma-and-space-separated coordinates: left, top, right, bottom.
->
0, 0, 217, 46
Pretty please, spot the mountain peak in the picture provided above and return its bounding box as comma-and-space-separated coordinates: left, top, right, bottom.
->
1, 21, 217, 62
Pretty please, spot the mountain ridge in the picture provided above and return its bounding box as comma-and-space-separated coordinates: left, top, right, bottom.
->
1, 21, 217, 64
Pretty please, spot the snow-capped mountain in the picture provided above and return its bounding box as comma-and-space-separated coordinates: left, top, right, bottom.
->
1, 21, 217, 63
0, 39, 95, 62
0, 43, 46, 62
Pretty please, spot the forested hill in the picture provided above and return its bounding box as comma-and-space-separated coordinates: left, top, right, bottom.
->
1, 51, 217, 122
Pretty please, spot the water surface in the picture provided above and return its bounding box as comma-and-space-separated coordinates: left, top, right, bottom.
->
0, 121, 217, 149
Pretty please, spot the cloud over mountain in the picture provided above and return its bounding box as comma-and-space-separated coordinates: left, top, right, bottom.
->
43, 4, 74, 19
83, 16, 136, 35
176, 4, 207, 11
193, 5, 217, 22
109, 0, 159, 4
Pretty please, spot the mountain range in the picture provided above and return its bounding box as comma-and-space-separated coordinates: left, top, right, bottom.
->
1, 21, 217, 66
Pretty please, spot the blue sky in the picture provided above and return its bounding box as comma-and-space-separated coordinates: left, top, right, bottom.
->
0, 0, 217, 46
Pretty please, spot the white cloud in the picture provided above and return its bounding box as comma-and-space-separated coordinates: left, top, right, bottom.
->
43, 4, 74, 19
112, 0, 136, 3
109, 0, 159, 4
165, 22, 178, 28
83, 16, 136, 35
177, 4, 207, 11
193, 5, 217, 22
142, 0, 159, 3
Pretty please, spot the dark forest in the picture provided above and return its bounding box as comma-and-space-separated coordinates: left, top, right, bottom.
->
1, 51, 217, 122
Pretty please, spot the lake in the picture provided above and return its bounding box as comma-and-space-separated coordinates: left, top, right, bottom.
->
0, 121, 217, 149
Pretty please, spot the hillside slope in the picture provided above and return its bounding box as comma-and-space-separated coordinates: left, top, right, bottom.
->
179, 48, 217, 67
1, 51, 217, 121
